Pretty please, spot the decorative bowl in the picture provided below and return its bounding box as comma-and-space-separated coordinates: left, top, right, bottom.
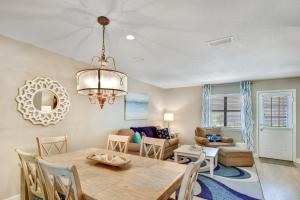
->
87, 153, 131, 167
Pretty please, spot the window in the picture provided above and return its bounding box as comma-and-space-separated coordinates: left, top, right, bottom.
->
211, 94, 241, 128
263, 96, 290, 128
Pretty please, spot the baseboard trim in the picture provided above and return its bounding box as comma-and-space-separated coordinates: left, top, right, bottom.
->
294, 158, 300, 164
253, 153, 259, 158
4, 194, 20, 200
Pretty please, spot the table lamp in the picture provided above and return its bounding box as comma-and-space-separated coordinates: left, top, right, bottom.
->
164, 113, 174, 130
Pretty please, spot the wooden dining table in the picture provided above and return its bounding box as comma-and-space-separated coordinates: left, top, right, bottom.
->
41, 148, 187, 200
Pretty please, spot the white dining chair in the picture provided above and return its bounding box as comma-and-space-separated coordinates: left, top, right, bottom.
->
177, 152, 206, 200
15, 149, 46, 200
107, 134, 130, 153
36, 135, 68, 157
37, 158, 84, 200
140, 137, 166, 160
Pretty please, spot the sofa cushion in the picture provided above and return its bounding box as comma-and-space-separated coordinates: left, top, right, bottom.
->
206, 134, 222, 142
118, 129, 135, 142
128, 143, 141, 152
165, 138, 179, 148
207, 142, 234, 147
133, 132, 142, 144
157, 128, 171, 139
195, 127, 222, 137
222, 137, 234, 143
130, 126, 158, 138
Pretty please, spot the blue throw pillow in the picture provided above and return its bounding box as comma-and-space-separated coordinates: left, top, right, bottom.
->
206, 134, 221, 142
157, 128, 171, 139
133, 132, 142, 144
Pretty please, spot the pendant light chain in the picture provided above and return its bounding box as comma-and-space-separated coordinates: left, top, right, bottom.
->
101, 25, 106, 62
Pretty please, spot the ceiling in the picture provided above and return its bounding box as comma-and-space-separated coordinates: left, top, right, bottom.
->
0, 0, 300, 88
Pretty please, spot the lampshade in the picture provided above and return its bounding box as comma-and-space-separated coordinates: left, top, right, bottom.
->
164, 113, 174, 121
76, 68, 128, 97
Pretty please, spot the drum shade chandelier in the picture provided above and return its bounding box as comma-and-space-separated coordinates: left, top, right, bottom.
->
76, 16, 128, 109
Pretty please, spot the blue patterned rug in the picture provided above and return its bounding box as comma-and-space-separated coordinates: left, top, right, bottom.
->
169, 157, 264, 200
194, 161, 264, 200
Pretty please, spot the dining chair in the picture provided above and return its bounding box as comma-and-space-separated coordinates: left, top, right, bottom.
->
37, 158, 84, 200
139, 136, 166, 160
36, 135, 68, 157
106, 134, 130, 153
15, 149, 46, 200
177, 152, 206, 200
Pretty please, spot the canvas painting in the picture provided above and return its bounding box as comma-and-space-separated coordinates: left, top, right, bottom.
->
125, 93, 149, 120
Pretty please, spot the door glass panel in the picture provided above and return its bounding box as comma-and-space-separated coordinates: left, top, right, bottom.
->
263, 95, 290, 128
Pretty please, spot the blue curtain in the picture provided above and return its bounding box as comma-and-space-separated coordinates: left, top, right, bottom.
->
240, 81, 254, 150
202, 84, 212, 127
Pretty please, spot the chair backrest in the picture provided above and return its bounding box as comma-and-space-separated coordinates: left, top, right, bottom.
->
36, 135, 68, 157
195, 127, 222, 137
178, 152, 206, 200
107, 134, 130, 153
37, 158, 83, 200
15, 149, 45, 200
139, 137, 166, 160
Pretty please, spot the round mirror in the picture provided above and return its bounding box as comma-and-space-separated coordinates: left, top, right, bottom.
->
33, 90, 58, 113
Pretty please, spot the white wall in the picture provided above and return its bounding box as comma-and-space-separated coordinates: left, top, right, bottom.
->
0, 35, 165, 199
163, 86, 202, 144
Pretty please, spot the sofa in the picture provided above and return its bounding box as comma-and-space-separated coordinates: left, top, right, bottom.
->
194, 127, 234, 147
116, 126, 179, 160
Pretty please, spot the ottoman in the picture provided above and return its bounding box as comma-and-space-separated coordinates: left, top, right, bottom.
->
218, 146, 254, 167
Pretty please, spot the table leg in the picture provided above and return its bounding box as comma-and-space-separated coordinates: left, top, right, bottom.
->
214, 154, 218, 167
209, 157, 214, 177
174, 152, 178, 163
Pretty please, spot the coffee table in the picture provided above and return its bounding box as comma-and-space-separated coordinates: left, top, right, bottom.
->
174, 145, 219, 176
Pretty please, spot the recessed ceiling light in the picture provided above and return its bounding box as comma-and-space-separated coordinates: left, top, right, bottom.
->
126, 34, 135, 40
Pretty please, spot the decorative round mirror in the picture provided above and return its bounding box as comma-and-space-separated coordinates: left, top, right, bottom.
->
33, 90, 58, 113
16, 77, 70, 126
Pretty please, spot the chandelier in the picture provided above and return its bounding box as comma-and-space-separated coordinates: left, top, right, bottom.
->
76, 16, 128, 109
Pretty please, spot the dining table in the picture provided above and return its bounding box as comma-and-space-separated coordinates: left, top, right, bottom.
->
31, 147, 187, 200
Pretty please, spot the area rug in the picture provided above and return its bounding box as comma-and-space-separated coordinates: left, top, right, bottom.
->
170, 157, 264, 200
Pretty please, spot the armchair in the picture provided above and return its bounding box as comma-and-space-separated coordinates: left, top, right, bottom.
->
194, 127, 234, 147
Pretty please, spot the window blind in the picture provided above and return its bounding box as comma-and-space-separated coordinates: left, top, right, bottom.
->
211, 94, 241, 128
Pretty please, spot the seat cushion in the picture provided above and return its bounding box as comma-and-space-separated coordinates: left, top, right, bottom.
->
219, 147, 253, 158
207, 142, 234, 147
218, 147, 254, 167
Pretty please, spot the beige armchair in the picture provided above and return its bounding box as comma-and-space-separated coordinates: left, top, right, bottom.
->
116, 126, 179, 160
194, 127, 234, 147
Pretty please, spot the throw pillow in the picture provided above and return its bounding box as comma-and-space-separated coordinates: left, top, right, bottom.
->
133, 132, 142, 144
206, 134, 222, 142
157, 128, 171, 139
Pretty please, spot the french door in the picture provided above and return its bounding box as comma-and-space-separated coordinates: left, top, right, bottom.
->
258, 90, 295, 161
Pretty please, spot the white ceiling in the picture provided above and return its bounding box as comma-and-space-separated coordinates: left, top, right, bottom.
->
0, 0, 300, 88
